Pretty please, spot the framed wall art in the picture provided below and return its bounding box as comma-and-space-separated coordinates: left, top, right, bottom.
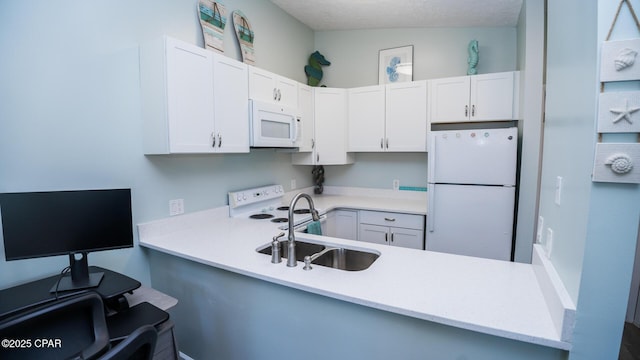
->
378, 45, 413, 85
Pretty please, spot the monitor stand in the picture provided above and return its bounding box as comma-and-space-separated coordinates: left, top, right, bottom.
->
50, 252, 104, 293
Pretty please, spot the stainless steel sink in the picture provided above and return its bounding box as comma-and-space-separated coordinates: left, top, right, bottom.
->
309, 248, 380, 271
257, 240, 325, 262
257, 240, 379, 271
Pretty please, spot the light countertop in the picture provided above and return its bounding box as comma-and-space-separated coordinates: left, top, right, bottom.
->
138, 186, 572, 350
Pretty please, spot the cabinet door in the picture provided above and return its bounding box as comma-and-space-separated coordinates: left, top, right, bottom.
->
313, 88, 354, 165
248, 67, 278, 103
385, 81, 428, 152
348, 85, 385, 152
358, 224, 389, 245
470, 72, 515, 121
248, 66, 297, 108
429, 76, 470, 123
390, 227, 424, 249
333, 209, 358, 240
212, 54, 249, 153
276, 77, 298, 109
166, 38, 215, 153
296, 84, 314, 152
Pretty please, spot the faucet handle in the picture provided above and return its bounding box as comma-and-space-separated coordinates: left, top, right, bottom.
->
273, 232, 286, 242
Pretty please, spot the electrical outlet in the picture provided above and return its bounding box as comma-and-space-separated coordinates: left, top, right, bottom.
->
169, 199, 184, 216
555, 176, 562, 206
393, 179, 400, 191
291, 179, 297, 190
545, 228, 554, 258
536, 216, 544, 243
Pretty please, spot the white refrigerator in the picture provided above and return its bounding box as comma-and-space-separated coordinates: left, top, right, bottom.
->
427, 126, 517, 261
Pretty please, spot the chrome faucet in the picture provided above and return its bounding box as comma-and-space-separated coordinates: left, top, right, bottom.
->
287, 193, 320, 267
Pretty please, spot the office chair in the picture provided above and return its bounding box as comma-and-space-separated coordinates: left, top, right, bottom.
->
0, 292, 110, 360
0, 292, 159, 360
99, 324, 157, 360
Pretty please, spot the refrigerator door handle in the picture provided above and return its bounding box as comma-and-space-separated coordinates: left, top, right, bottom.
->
427, 184, 435, 232
428, 133, 436, 183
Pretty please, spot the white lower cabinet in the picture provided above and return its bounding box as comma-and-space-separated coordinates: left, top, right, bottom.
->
358, 210, 424, 250
324, 209, 358, 240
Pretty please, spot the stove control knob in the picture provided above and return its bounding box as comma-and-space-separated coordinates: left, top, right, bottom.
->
236, 194, 242, 202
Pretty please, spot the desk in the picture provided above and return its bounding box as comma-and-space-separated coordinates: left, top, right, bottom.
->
0, 266, 140, 320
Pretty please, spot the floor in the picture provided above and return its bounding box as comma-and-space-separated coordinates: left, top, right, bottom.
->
620, 322, 640, 360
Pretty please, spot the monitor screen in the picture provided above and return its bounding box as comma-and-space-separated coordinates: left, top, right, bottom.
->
0, 189, 133, 292
0, 189, 133, 260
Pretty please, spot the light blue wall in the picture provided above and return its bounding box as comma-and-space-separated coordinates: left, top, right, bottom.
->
314, 27, 517, 88
542, 0, 640, 359
540, 0, 598, 302
513, 0, 545, 264
0, 0, 314, 288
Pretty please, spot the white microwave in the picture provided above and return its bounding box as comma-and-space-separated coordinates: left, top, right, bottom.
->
249, 99, 300, 148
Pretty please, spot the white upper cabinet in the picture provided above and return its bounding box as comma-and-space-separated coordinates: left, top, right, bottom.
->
292, 87, 354, 165
385, 81, 428, 152
295, 84, 314, 152
211, 55, 250, 153
248, 66, 298, 109
429, 71, 517, 123
140, 36, 249, 154
348, 85, 386, 151
348, 81, 427, 152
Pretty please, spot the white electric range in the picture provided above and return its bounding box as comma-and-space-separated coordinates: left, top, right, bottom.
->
228, 185, 322, 230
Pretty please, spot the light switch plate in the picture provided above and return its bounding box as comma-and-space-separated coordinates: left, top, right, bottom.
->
545, 228, 554, 258
536, 216, 544, 243
555, 176, 562, 206
169, 199, 184, 216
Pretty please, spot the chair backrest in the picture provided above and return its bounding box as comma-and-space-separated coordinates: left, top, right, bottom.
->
98, 324, 158, 360
0, 292, 110, 360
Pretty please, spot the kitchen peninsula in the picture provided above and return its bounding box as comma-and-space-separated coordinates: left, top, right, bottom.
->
138, 187, 573, 359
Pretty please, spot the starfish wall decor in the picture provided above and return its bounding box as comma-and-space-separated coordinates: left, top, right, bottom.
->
598, 91, 640, 133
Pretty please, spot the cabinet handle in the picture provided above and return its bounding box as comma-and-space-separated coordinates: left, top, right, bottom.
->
316, 153, 319, 163
384, 217, 396, 222
390, 232, 394, 243
218, 133, 222, 148
273, 88, 278, 101
471, 104, 476, 117
277, 89, 282, 101
211, 132, 216, 147
465, 105, 469, 117
385, 138, 389, 149
380, 138, 384, 149
385, 233, 388, 243
312, 139, 315, 149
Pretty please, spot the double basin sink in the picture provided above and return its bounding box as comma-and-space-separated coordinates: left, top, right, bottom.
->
257, 239, 379, 271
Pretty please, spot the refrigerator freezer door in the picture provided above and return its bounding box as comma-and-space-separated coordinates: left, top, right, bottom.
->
426, 184, 515, 261
428, 127, 517, 186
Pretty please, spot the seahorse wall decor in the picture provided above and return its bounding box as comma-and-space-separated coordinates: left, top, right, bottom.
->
467, 40, 479, 75
305, 51, 331, 87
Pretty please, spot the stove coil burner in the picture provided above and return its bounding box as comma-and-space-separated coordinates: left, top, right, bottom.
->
294, 209, 311, 214
276, 206, 289, 211
271, 218, 288, 223
250, 214, 274, 220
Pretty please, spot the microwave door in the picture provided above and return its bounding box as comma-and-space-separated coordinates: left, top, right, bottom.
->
251, 107, 296, 147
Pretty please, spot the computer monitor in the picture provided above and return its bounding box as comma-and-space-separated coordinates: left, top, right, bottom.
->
0, 189, 134, 292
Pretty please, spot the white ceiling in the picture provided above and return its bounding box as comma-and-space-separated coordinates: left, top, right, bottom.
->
269, 0, 524, 31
